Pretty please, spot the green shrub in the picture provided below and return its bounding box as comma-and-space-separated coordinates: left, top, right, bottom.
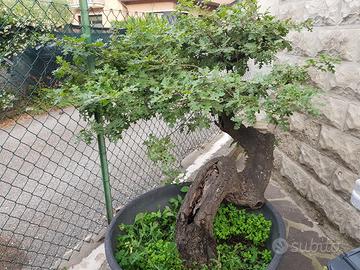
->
115, 193, 272, 270
206, 244, 272, 270
0, 90, 15, 111
214, 203, 271, 245
0, 0, 71, 61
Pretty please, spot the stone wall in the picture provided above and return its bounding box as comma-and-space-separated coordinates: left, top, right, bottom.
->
258, 0, 360, 242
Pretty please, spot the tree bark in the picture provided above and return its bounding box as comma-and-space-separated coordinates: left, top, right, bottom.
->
219, 114, 276, 208
175, 114, 275, 266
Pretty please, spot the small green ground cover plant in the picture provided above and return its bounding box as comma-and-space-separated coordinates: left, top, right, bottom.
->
115, 190, 272, 270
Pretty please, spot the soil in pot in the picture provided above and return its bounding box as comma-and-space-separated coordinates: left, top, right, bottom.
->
114, 188, 273, 270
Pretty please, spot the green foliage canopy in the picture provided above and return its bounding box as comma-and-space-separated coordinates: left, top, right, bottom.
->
51, 0, 338, 176
54, 0, 336, 139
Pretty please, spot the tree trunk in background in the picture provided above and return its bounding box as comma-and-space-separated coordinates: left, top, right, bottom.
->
175, 114, 275, 266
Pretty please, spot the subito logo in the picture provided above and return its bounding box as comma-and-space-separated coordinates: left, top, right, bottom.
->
272, 238, 288, 255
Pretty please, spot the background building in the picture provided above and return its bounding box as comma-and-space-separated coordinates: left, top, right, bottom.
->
69, 0, 235, 27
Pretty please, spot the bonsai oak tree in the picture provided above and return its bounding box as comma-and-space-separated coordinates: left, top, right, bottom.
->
53, 0, 337, 266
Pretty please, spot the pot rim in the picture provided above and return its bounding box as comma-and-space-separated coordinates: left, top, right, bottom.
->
105, 183, 286, 270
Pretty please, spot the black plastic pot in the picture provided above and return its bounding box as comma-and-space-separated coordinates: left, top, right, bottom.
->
105, 183, 286, 270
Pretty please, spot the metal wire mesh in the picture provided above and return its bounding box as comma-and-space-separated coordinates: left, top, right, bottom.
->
0, 2, 219, 269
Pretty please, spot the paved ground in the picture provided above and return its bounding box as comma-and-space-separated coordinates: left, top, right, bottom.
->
265, 181, 355, 270
0, 107, 217, 269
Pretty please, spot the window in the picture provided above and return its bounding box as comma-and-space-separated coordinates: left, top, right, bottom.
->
148, 11, 176, 23
78, 14, 103, 27
151, 11, 173, 16
89, 14, 103, 27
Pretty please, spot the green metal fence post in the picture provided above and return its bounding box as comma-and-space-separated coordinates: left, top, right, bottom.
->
79, 0, 114, 224
95, 112, 114, 224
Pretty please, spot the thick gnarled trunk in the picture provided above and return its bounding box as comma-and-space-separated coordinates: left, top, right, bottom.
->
175, 114, 275, 266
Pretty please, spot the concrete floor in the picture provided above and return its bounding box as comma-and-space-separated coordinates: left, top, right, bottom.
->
265, 181, 350, 270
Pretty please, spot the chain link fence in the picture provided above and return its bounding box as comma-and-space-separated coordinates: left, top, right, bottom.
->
0, 1, 219, 269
